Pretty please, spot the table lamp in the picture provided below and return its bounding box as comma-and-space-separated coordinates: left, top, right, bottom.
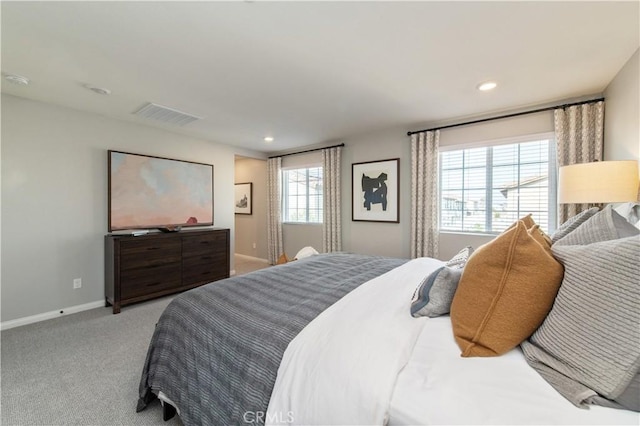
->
558, 160, 639, 204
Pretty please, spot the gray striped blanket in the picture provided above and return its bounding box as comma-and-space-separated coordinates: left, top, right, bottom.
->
137, 253, 406, 425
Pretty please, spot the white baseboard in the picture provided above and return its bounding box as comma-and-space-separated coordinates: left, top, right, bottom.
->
230, 269, 237, 276
234, 253, 269, 263
1, 300, 105, 331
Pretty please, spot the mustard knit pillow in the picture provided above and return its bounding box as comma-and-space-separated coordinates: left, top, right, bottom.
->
450, 220, 563, 357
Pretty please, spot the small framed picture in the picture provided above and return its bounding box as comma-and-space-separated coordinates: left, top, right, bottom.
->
352, 158, 400, 223
234, 182, 253, 215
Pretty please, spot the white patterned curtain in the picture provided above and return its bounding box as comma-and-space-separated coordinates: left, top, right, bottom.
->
555, 101, 604, 223
410, 130, 440, 258
322, 146, 342, 253
266, 157, 283, 264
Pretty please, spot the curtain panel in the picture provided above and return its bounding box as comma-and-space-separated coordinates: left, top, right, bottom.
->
322, 146, 342, 253
410, 130, 440, 258
554, 101, 605, 223
266, 157, 283, 265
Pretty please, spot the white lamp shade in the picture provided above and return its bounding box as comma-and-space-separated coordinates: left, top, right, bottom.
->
558, 160, 639, 204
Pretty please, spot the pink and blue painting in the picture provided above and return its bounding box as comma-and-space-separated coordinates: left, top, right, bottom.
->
109, 151, 213, 231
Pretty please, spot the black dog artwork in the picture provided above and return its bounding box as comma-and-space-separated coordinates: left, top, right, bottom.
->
361, 172, 388, 211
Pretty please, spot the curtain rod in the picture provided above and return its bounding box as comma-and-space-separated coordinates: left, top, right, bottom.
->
406, 97, 605, 136
268, 143, 345, 159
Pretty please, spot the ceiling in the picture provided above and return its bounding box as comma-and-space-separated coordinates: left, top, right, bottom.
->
1, 1, 638, 154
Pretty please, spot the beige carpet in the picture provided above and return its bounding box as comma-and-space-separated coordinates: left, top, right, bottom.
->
233, 254, 271, 275
1, 258, 270, 426
1, 295, 182, 425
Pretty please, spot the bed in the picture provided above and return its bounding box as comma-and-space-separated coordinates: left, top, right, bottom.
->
137, 209, 639, 425
137, 253, 407, 425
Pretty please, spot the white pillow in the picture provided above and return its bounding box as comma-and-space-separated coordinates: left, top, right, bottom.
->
294, 246, 319, 260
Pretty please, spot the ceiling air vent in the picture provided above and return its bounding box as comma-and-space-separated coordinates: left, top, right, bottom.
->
133, 103, 201, 126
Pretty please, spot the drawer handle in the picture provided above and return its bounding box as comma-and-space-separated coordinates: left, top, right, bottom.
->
146, 247, 161, 251
149, 263, 166, 268
201, 256, 212, 261
199, 241, 210, 245
147, 282, 162, 287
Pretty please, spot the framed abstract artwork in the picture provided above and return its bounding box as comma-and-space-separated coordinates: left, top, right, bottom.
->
235, 182, 253, 215
352, 158, 400, 223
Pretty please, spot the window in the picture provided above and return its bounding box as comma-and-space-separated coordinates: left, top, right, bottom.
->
282, 167, 323, 223
439, 137, 556, 234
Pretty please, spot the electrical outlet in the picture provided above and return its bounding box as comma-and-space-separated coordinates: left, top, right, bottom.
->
73, 278, 82, 289
252, 242, 257, 249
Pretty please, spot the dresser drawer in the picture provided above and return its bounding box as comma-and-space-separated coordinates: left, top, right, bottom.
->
182, 252, 227, 268
120, 264, 182, 299
183, 264, 228, 286
182, 232, 227, 257
119, 239, 181, 270
182, 250, 228, 285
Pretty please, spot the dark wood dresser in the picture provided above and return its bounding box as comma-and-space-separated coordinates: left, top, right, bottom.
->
105, 228, 230, 313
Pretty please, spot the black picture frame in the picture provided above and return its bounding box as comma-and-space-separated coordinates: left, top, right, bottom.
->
352, 158, 400, 223
234, 182, 253, 215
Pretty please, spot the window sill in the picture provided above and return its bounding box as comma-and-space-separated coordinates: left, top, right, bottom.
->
439, 230, 500, 237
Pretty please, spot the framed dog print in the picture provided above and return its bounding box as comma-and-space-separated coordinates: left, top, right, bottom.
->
352, 158, 399, 223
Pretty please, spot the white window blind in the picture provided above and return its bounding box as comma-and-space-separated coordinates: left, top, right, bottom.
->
282, 167, 323, 223
440, 137, 556, 234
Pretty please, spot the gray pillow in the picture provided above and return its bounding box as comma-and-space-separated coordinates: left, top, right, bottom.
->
521, 235, 640, 411
551, 207, 599, 244
444, 246, 473, 269
588, 373, 640, 412
553, 205, 639, 246
612, 373, 640, 411
410, 246, 473, 318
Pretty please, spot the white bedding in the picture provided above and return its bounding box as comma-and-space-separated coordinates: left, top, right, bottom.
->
267, 257, 444, 425
267, 257, 640, 425
389, 317, 640, 425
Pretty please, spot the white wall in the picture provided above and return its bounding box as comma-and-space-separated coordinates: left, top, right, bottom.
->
0, 94, 246, 322
283, 224, 323, 259
234, 157, 268, 260
438, 110, 553, 148
341, 127, 411, 258
604, 48, 639, 162
338, 111, 556, 260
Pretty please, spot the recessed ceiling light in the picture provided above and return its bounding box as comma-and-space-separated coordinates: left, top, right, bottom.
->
264, 136, 274, 143
4, 73, 30, 86
477, 81, 497, 91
